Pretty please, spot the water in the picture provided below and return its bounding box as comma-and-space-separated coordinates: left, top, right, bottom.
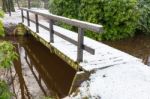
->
1, 36, 76, 99
103, 34, 150, 66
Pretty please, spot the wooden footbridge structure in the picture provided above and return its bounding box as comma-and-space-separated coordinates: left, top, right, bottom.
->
20, 8, 140, 72
3, 8, 150, 98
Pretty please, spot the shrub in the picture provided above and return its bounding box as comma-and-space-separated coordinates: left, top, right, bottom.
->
0, 41, 18, 68
31, 0, 43, 8
0, 7, 18, 69
138, 0, 150, 34
0, 10, 4, 37
49, 0, 79, 19
82, 0, 140, 40
49, 0, 80, 31
0, 80, 12, 99
49, 0, 140, 40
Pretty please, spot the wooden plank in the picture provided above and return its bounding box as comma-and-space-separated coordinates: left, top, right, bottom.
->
21, 9, 24, 23
20, 8, 103, 33
24, 17, 49, 31
35, 14, 39, 33
39, 24, 49, 31
24, 17, 95, 55
49, 20, 54, 43
54, 31, 95, 55
77, 28, 84, 62
26, 11, 30, 26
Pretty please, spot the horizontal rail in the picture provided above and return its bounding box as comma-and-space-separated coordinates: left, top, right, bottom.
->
21, 8, 103, 62
24, 16, 95, 54
54, 31, 95, 55
21, 8, 103, 33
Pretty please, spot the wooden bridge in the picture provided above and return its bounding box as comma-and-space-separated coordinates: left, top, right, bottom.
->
20, 8, 140, 72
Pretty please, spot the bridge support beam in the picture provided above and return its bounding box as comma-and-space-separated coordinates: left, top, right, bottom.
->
49, 20, 54, 43
77, 28, 84, 62
26, 11, 30, 26
35, 14, 39, 33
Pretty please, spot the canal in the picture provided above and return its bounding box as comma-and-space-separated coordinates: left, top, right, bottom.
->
1, 35, 76, 99
103, 34, 150, 66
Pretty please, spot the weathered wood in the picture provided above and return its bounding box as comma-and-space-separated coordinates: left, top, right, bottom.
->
77, 28, 84, 62
21, 8, 103, 62
24, 16, 95, 56
24, 17, 49, 30
49, 20, 54, 43
21, 10, 24, 23
26, 11, 30, 26
20, 8, 103, 33
35, 14, 39, 33
54, 31, 95, 55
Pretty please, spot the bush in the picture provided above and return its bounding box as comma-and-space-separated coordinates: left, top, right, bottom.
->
49, 0, 80, 31
0, 10, 4, 37
0, 80, 12, 99
0, 41, 18, 68
31, 0, 43, 8
0, 7, 18, 69
82, 0, 140, 40
49, 0, 79, 19
138, 0, 150, 34
49, 0, 140, 40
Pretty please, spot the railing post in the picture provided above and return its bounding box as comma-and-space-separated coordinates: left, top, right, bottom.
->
49, 20, 54, 43
35, 14, 39, 33
77, 28, 84, 62
26, 11, 30, 26
21, 9, 24, 23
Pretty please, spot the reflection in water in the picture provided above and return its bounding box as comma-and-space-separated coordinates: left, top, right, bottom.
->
2, 36, 76, 98
103, 34, 150, 66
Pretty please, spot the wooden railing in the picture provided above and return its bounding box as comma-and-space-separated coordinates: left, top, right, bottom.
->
20, 8, 103, 62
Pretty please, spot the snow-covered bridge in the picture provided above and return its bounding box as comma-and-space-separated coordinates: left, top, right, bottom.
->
20, 8, 141, 71
3, 8, 150, 99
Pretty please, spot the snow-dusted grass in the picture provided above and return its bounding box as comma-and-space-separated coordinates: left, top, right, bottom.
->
3, 9, 22, 25
68, 61, 150, 99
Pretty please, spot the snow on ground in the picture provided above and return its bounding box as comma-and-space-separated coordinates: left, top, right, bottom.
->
2, 8, 49, 26
67, 61, 150, 99
3, 9, 22, 25
3, 8, 150, 99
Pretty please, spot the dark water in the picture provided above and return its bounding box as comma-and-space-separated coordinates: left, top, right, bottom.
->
1, 36, 76, 99
103, 34, 150, 66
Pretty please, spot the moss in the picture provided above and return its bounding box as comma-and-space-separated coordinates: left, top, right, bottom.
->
15, 23, 27, 36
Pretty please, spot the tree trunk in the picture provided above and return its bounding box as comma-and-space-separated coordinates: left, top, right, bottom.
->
28, 0, 31, 9
41, 0, 48, 9
16, 0, 20, 9
10, 0, 15, 12
44, 0, 48, 9
2, 0, 15, 12
2, 0, 7, 12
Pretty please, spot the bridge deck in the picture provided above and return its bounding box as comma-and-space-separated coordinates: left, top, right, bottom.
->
23, 19, 140, 71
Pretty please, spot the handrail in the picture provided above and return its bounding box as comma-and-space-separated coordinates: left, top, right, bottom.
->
21, 8, 103, 33
20, 8, 103, 62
